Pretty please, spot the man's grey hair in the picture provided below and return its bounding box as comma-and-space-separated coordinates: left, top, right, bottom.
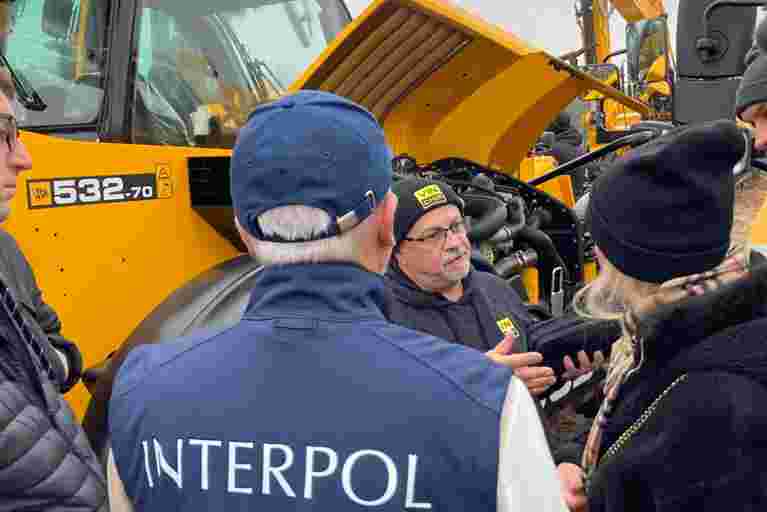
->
250, 205, 362, 265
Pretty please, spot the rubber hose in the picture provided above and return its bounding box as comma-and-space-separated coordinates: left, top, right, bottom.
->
464, 194, 508, 242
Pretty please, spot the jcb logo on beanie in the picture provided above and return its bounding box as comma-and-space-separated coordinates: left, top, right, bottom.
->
414, 184, 447, 209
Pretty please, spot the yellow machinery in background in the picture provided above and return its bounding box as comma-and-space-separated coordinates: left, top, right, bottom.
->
2, 0, 658, 436
574, 0, 671, 148
9, 0, 764, 455
4, 0, 352, 418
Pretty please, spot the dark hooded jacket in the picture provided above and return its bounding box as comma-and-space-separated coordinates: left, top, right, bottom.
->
383, 263, 535, 353
587, 264, 767, 511
547, 112, 583, 149
546, 112, 585, 165
383, 263, 594, 465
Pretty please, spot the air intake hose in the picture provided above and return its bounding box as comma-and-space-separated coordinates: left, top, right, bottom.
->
464, 194, 508, 242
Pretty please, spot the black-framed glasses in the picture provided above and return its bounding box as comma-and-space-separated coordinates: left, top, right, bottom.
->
0, 113, 18, 152
404, 218, 467, 247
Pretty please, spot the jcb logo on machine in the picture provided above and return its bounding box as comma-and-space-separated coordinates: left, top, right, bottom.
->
413, 184, 446, 209
496, 317, 520, 339
27, 173, 166, 209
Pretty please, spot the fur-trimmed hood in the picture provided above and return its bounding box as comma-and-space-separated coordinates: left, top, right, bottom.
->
634, 263, 767, 386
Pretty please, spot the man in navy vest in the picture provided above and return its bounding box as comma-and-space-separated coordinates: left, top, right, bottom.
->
107, 91, 567, 511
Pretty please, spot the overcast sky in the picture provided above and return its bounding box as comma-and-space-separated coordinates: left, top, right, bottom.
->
344, 0, 679, 58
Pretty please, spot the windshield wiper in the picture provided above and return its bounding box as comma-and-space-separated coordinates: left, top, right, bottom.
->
219, 18, 286, 96
0, 52, 46, 111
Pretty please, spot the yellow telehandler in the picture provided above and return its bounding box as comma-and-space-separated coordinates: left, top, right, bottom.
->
5, 0, 761, 453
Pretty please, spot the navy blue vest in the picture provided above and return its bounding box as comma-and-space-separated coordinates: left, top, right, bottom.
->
110, 263, 512, 511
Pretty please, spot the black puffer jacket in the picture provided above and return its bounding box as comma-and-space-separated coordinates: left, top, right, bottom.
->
0, 280, 106, 510
588, 264, 767, 511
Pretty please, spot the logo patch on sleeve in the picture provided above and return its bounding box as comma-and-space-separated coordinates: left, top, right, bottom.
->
413, 184, 447, 209
496, 317, 520, 338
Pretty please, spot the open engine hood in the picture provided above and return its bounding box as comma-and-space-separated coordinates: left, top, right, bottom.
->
292, 0, 650, 175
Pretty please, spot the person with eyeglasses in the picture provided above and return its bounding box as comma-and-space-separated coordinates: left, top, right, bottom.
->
0, 66, 107, 510
0, 69, 83, 394
385, 178, 575, 391
384, 177, 605, 469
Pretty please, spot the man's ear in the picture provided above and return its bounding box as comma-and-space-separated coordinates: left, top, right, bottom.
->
234, 216, 256, 253
377, 191, 397, 249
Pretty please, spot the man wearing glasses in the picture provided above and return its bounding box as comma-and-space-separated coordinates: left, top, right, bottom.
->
385, 178, 559, 391
384, 177, 602, 467
0, 74, 83, 395
0, 66, 107, 509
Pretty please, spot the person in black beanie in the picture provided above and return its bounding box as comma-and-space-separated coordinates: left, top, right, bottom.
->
736, 54, 767, 149
383, 177, 613, 470
385, 177, 592, 393
558, 119, 767, 512
736, 17, 767, 149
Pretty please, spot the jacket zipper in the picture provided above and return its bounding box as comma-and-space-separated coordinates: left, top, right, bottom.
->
600, 373, 688, 466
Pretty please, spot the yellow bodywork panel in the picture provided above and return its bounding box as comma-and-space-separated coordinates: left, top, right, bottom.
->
522, 268, 540, 305
8, 132, 240, 417
518, 156, 575, 209
293, 0, 650, 176
604, 98, 643, 130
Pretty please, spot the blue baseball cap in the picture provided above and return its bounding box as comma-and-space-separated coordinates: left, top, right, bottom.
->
230, 91, 393, 242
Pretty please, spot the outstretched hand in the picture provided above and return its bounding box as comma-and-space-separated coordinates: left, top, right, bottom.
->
486, 334, 556, 396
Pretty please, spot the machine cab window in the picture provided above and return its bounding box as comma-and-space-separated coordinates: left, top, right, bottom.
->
132, 0, 349, 148
3, 0, 348, 144
5, 0, 108, 129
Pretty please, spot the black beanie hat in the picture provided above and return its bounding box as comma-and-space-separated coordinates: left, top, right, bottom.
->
587, 119, 745, 284
392, 178, 464, 244
736, 54, 767, 118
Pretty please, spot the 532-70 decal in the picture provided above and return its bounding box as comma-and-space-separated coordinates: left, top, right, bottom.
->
27, 170, 173, 209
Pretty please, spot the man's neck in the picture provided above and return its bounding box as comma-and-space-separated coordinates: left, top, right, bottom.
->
398, 263, 465, 302
440, 282, 464, 302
